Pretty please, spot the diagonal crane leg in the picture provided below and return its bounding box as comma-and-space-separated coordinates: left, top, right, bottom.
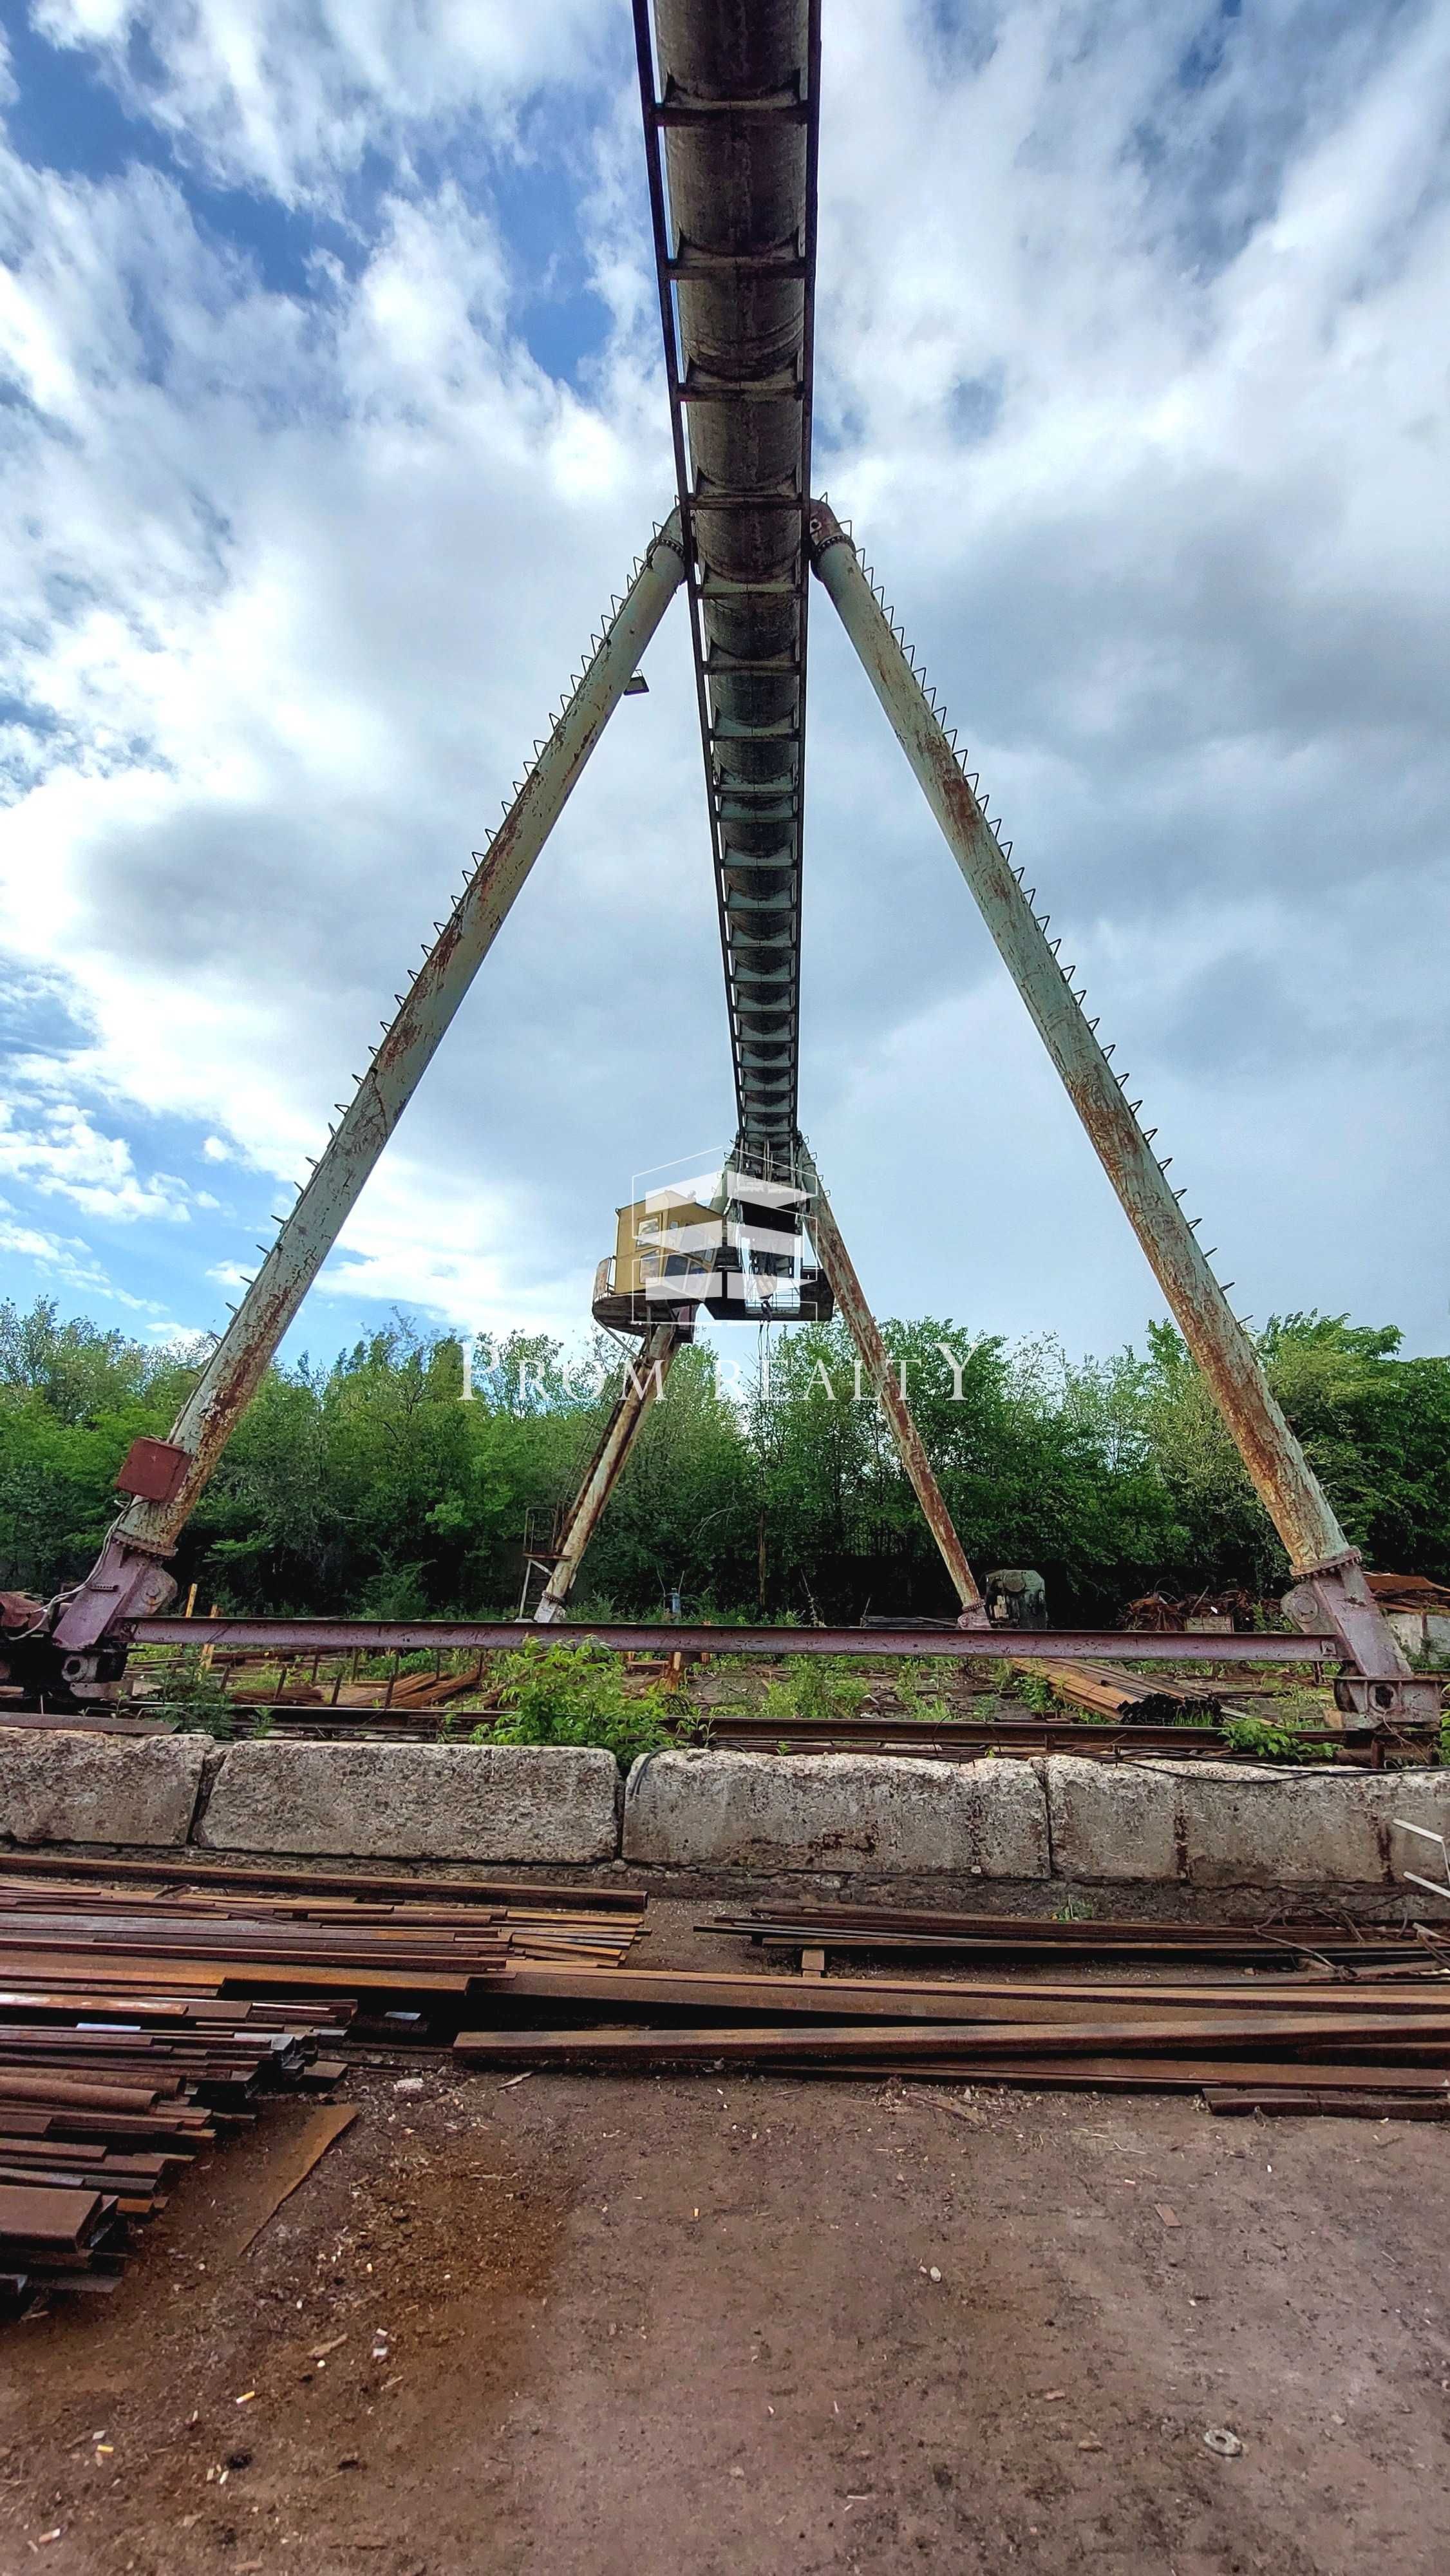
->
532, 1320, 689, 1624
807, 500, 1435, 1727
793, 1138, 988, 1626
43, 515, 688, 1688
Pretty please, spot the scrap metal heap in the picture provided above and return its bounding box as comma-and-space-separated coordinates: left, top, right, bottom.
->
0, 0, 1436, 1730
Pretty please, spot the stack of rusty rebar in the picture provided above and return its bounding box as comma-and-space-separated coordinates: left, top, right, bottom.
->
0, 1857, 646, 2308
453, 1899, 1450, 2119
0, 1985, 349, 2309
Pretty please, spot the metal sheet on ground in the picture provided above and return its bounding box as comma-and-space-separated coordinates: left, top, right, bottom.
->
208, 2102, 358, 2261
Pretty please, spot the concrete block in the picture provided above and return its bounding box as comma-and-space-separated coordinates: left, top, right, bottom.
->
1043, 1756, 1183, 1884
621, 1749, 1050, 1877
1170, 1761, 1450, 1889
0, 1726, 207, 1848
1042, 1757, 1450, 1889
200, 1741, 621, 1862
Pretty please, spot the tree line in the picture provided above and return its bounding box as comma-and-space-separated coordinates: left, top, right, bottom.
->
1, 1295, 1447, 1624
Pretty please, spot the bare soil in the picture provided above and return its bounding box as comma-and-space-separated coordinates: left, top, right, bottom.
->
3, 1902, 1447, 2576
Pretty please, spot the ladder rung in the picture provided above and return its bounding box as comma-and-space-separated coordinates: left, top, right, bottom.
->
666, 252, 805, 279
649, 95, 808, 128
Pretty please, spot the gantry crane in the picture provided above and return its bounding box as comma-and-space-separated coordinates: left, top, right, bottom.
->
3, 0, 1433, 1730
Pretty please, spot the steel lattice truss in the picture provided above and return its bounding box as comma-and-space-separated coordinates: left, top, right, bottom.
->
634, 0, 820, 1163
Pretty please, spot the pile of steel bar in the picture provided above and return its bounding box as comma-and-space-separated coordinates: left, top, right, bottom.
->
453, 1917, 1450, 2117
0, 1863, 648, 2311
0, 1850, 646, 1917
0, 1983, 348, 2311
702, 1900, 1443, 1968
0, 1872, 645, 1994
1007, 1659, 1229, 1723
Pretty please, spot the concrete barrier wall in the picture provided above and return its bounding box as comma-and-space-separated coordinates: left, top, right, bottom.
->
621, 1748, 1050, 1877
1044, 1756, 1450, 1888
198, 1740, 621, 1862
1, 1727, 1447, 1886
0, 1728, 209, 1848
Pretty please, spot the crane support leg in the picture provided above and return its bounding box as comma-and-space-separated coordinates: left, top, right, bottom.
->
794, 1139, 988, 1625
35, 514, 688, 1696
533, 1321, 688, 1625
807, 500, 1433, 1725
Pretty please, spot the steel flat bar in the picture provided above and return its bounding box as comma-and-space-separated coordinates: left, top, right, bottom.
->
716, 1902, 1420, 1955
794, 2060, 1450, 2096
702, 1922, 1430, 1968
0, 1852, 644, 1909
491, 1963, 1450, 2026
130, 1618, 1338, 1663
453, 2018, 1450, 2067
1203, 2087, 1450, 2117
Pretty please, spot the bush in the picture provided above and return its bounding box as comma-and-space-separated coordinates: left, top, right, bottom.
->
758, 1657, 871, 1729
1012, 1669, 1059, 1718
1220, 1713, 1323, 1764
475, 1638, 676, 1770
155, 1667, 237, 1739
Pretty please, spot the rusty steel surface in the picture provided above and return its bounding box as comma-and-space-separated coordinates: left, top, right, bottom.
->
795, 1141, 986, 1618
636, 1, 820, 1156
806, 504, 1361, 1586
92, 517, 686, 1577
534, 1321, 687, 1622
130, 1617, 1337, 1663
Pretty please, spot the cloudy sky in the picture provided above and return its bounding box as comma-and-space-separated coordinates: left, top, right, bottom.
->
1, 0, 1447, 1381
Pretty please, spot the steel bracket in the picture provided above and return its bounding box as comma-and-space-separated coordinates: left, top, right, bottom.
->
1285, 1557, 1436, 1730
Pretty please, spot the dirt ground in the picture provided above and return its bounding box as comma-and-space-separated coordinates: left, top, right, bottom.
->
3, 1902, 1447, 2576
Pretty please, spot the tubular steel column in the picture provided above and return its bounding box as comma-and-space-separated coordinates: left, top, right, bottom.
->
795, 1139, 988, 1626
533, 1321, 688, 1624
57, 515, 688, 1656
808, 500, 1421, 1709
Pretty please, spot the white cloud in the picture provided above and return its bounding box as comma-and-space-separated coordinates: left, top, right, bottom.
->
0, 1202, 112, 1296
0, 1099, 200, 1223
32, 0, 612, 205
0, 0, 1446, 1372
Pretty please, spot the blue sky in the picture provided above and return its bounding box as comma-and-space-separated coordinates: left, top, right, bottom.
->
1, 0, 1447, 1381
